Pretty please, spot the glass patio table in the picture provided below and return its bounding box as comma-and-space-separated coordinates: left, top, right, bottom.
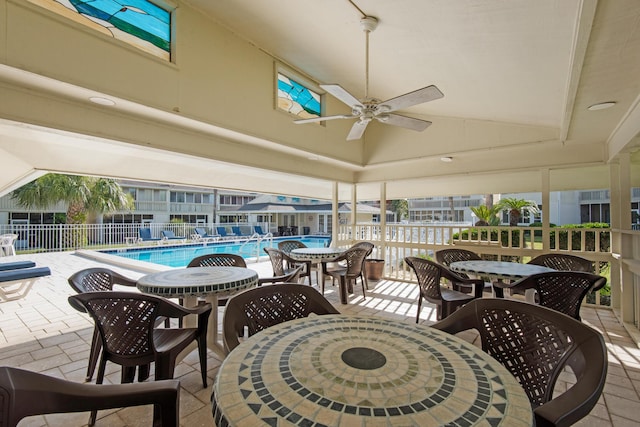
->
211, 314, 533, 426
137, 266, 258, 358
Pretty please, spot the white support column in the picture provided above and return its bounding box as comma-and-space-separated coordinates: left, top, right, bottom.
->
351, 185, 357, 244
541, 168, 550, 251
332, 182, 339, 247
380, 182, 387, 258
612, 154, 634, 323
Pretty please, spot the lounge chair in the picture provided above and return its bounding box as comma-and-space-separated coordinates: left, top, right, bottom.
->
232, 226, 249, 237
216, 227, 235, 239
138, 228, 161, 243
0, 261, 51, 302
193, 227, 219, 242
253, 225, 269, 236
161, 230, 187, 242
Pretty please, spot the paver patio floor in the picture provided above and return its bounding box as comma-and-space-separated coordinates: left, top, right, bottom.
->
0, 251, 638, 426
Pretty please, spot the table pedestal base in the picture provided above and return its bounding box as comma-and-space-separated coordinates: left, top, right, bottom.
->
182, 295, 226, 359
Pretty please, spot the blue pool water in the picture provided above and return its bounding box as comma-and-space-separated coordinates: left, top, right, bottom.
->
102, 236, 330, 268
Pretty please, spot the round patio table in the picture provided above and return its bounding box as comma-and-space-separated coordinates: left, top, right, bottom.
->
137, 266, 258, 357
212, 314, 533, 426
449, 260, 555, 298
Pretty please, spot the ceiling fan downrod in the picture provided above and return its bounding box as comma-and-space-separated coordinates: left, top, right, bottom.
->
360, 16, 378, 101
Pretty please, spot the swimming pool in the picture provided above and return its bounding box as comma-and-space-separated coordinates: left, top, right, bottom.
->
101, 236, 330, 268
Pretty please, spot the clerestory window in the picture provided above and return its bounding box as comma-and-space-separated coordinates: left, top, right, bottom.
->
28, 0, 172, 61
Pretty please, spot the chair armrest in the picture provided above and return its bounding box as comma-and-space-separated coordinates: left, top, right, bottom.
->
110, 271, 138, 288
3, 367, 179, 427
533, 333, 607, 427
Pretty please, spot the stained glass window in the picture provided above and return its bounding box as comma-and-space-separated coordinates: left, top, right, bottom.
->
277, 72, 321, 119
28, 0, 171, 61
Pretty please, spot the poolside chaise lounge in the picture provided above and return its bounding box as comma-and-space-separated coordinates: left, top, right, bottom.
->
0, 261, 51, 302
216, 227, 235, 239
193, 227, 219, 242
232, 226, 250, 237
253, 225, 269, 236
161, 230, 187, 242
138, 227, 162, 244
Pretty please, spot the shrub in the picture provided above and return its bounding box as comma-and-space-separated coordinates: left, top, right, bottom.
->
549, 223, 610, 252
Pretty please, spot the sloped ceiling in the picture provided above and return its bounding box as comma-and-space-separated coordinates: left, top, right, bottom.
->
0, 0, 639, 201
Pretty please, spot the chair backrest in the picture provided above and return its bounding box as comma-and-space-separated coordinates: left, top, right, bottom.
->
430, 298, 607, 427
194, 227, 206, 236
68, 267, 136, 294
216, 227, 228, 236
187, 253, 247, 268
253, 225, 264, 235
330, 246, 370, 277
510, 271, 607, 320
69, 292, 165, 365
223, 283, 339, 352
404, 257, 445, 301
435, 249, 481, 278
264, 247, 288, 276
351, 241, 374, 257
162, 230, 179, 238
139, 228, 153, 239
277, 240, 307, 253
232, 226, 244, 235
528, 253, 594, 272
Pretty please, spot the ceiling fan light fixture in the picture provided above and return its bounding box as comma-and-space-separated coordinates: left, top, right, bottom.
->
440, 156, 453, 162
587, 101, 616, 111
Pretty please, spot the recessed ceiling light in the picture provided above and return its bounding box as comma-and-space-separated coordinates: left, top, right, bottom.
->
587, 101, 616, 111
440, 156, 453, 162
89, 96, 116, 106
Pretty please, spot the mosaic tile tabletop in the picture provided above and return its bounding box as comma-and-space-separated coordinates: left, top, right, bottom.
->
290, 247, 344, 262
137, 266, 258, 298
212, 315, 533, 426
450, 260, 555, 281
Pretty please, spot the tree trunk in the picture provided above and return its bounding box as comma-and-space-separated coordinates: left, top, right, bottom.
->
509, 209, 520, 226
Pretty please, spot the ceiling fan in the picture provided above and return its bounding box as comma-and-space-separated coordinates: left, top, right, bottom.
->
294, 16, 444, 141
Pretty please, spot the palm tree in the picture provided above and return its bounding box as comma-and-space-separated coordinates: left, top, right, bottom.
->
470, 205, 501, 226
11, 174, 133, 224
11, 174, 133, 248
496, 197, 539, 226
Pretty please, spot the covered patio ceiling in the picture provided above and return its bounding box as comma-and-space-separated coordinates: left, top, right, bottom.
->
0, 0, 639, 201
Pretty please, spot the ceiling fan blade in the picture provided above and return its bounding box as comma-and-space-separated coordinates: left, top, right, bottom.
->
294, 114, 356, 124
347, 120, 369, 140
381, 85, 444, 112
380, 113, 432, 131
320, 84, 364, 108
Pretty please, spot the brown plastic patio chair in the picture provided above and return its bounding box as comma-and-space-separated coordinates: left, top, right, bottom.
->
404, 257, 483, 322
435, 248, 488, 294
257, 265, 303, 286
264, 247, 307, 284
277, 240, 315, 284
351, 241, 374, 289
68, 267, 166, 382
527, 253, 594, 272
68, 291, 211, 425
223, 283, 339, 352
496, 270, 607, 320
323, 246, 370, 302
431, 298, 607, 427
0, 366, 179, 427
